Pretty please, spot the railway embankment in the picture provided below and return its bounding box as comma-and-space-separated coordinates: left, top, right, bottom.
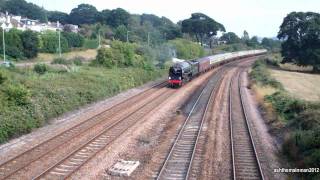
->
0, 66, 166, 144
249, 56, 320, 179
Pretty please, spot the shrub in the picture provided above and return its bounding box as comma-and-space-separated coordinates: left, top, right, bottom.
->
250, 59, 283, 89
33, 63, 48, 75
4, 84, 30, 106
96, 48, 115, 67
51, 58, 70, 65
40, 31, 69, 53
62, 32, 84, 48
0, 71, 7, 84
84, 39, 98, 49
72, 57, 84, 66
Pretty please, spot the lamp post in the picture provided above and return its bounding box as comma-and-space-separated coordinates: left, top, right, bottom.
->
147, 32, 150, 46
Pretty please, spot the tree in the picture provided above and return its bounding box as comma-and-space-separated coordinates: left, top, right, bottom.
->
40, 31, 69, 53
3, 0, 47, 22
261, 38, 281, 51
69, 4, 98, 25
48, 11, 69, 24
247, 36, 259, 47
62, 32, 84, 48
181, 13, 225, 46
108, 8, 130, 27
278, 12, 320, 72
115, 25, 128, 42
220, 32, 241, 44
242, 30, 250, 41
21, 30, 39, 58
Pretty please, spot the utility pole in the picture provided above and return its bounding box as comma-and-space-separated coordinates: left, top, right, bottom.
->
147, 32, 150, 46
2, 27, 5, 64
57, 21, 61, 58
126, 31, 130, 43
98, 31, 101, 48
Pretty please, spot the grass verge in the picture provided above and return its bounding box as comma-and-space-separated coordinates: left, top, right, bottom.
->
250, 57, 320, 179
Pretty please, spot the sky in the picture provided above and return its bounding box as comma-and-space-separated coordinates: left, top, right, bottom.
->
27, 0, 320, 38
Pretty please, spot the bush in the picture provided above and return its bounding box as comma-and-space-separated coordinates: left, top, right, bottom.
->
0, 71, 7, 84
62, 32, 84, 48
84, 39, 98, 49
95, 48, 115, 67
250, 59, 283, 89
40, 31, 69, 53
72, 57, 84, 66
51, 58, 70, 65
33, 63, 48, 75
4, 84, 30, 106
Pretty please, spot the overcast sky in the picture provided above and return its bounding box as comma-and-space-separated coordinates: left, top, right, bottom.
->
27, 0, 320, 38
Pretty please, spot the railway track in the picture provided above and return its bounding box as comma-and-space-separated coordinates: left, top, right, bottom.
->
0, 81, 168, 179
229, 69, 264, 180
156, 67, 226, 180
34, 87, 175, 179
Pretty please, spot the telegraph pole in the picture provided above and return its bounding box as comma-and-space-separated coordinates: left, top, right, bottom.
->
126, 31, 130, 43
147, 32, 150, 46
98, 31, 101, 48
57, 21, 61, 58
2, 27, 5, 63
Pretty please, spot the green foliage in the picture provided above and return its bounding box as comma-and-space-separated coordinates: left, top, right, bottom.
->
108, 8, 130, 27
181, 13, 225, 46
69, 4, 99, 25
40, 31, 69, 53
0, 29, 24, 59
47, 11, 69, 24
33, 63, 48, 75
95, 41, 136, 67
261, 38, 281, 52
3, 84, 30, 106
0, 0, 47, 22
220, 32, 241, 44
115, 25, 128, 42
21, 30, 39, 58
72, 57, 84, 66
62, 32, 84, 48
250, 59, 283, 89
169, 39, 205, 59
51, 58, 70, 65
96, 48, 115, 67
84, 39, 98, 49
278, 12, 320, 72
0, 71, 6, 84
0, 66, 166, 143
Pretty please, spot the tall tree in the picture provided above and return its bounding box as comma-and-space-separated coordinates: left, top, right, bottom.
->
220, 32, 241, 44
48, 11, 69, 24
21, 30, 39, 58
278, 12, 320, 72
108, 8, 130, 27
3, 0, 47, 22
69, 4, 98, 25
181, 13, 225, 46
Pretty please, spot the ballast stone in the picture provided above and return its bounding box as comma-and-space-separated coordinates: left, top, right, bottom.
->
108, 159, 140, 177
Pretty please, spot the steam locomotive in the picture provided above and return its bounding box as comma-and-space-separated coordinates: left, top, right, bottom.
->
168, 49, 267, 87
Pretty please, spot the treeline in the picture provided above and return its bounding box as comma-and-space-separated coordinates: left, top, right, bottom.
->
219, 31, 281, 51
0, 29, 84, 60
0, 0, 182, 46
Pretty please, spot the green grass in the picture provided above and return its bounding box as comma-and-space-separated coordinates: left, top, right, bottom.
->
0, 66, 166, 143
